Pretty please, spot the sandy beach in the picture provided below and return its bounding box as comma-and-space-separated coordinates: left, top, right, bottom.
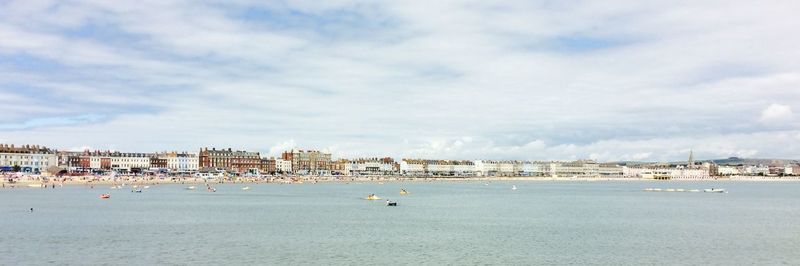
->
3, 173, 800, 189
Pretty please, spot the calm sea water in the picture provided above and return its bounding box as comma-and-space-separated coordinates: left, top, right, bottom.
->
1, 181, 799, 265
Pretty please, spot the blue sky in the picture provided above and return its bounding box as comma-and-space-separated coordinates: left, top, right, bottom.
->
1, 0, 799, 161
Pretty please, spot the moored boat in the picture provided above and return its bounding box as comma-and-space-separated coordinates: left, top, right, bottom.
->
100, 194, 111, 199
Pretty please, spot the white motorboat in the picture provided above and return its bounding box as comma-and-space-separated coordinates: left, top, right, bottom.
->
511, 185, 517, 190
703, 188, 726, 193
242, 186, 251, 190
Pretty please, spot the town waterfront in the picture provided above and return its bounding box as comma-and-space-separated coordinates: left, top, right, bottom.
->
2, 181, 799, 265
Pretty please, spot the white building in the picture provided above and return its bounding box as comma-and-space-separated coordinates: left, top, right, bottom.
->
157, 152, 199, 173
624, 166, 710, 179
715, 166, 741, 175
338, 158, 398, 176
520, 162, 547, 176
275, 158, 292, 173
473, 160, 499, 176
400, 159, 426, 176
452, 161, 476, 176
0, 144, 58, 173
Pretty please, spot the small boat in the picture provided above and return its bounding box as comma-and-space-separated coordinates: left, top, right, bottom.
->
207, 188, 216, 192
143, 186, 150, 189
100, 194, 111, 199
703, 188, 726, 193
132, 189, 142, 193
185, 186, 196, 190
110, 186, 121, 189
400, 189, 409, 195
511, 185, 517, 190
665, 188, 676, 192
366, 195, 381, 200
689, 189, 701, 193
242, 187, 251, 190
386, 200, 397, 206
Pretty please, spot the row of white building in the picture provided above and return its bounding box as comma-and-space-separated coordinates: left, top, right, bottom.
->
399, 159, 709, 179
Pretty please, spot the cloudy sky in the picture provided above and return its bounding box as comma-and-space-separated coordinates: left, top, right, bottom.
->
1, 0, 799, 161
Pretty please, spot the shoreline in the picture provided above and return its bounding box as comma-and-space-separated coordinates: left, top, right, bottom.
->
3, 175, 800, 188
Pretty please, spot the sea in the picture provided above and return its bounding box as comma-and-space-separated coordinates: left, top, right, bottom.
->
1, 181, 799, 265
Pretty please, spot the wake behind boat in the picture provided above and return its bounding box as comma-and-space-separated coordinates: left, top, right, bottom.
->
704, 188, 726, 193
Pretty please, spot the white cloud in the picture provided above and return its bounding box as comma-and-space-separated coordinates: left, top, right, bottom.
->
268, 139, 296, 157
1, 1, 800, 160
760, 103, 793, 123
68, 146, 94, 152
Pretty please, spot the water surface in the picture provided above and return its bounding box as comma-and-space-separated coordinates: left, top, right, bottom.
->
1, 181, 798, 265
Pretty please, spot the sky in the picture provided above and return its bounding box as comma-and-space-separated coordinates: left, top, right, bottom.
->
1, 0, 799, 162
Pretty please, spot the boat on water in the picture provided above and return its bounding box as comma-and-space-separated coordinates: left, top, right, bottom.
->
185, 186, 196, 190
512, 185, 518, 190
110, 186, 121, 189
132, 189, 142, 193
400, 189, 409, 195
144, 186, 150, 189
100, 194, 111, 199
704, 188, 726, 193
242, 187, 251, 190
386, 200, 397, 206
366, 194, 381, 200
689, 189, 701, 193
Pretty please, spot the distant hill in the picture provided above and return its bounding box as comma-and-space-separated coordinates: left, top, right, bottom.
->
701, 157, 800, 166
